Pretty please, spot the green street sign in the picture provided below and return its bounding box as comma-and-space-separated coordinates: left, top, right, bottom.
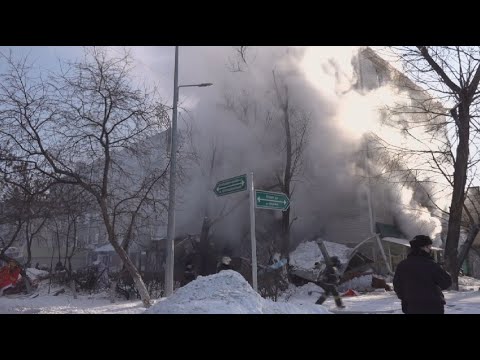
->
255, 190, 290, 211
214, 174, 247, 196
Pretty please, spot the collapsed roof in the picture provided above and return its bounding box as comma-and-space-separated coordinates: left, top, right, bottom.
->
382, 236, 443, 252
289, 240, 373, 283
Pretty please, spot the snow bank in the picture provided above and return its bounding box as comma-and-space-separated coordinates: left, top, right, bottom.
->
145, 270, 330, 314
26, 268, 49, 280
458, 276, 480, 291
278, 282, 324, 303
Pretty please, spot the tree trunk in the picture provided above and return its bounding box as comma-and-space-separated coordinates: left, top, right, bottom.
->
110, 276, 118, 303
56, 225, 61, 263
25, 223, 32, 268
199, 217, 211, 276
66, 218, 77, 279
281, 94, 292, 258
457, 224, 480, 274
71, 279, 77, 299
281, 209, 290, 257
445, 105, 470, 290
64, 219, 72, 268
113, 243, 151, 307
100, 203, 151, 307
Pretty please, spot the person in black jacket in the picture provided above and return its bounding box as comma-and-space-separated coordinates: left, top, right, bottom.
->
393, 235, 452, 314
314, 256, 345, 309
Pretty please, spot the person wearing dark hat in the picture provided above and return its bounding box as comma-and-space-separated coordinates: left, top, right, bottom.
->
393, 235, 452, 314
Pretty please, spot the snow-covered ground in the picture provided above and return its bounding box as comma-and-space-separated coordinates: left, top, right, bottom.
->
2, 271, 480, 314
0, 293, 150, 314
338, 274, 374, 292
278, 276, 480, 313
279, 281, 402, 313
0, 268, 154, 314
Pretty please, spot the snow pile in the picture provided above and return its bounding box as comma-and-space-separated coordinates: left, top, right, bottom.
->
338, 274, 373, 292
278, 282, 324, 303
145, 270, 331, 314
458, 276, 480, 291
31, 279, 70, 297
289, 240, 351, 270
26, 268, 49, 281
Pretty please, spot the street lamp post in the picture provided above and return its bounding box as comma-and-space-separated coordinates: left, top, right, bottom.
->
164, 46, 212, 297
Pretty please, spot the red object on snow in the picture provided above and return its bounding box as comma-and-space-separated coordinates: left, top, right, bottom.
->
0, 265, 21, 290
341, 289, 359, 297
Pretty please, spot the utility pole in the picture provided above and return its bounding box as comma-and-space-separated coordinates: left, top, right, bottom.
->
165, 47, 212, 297
249, 172, 257, 291
165, 46, 179, 297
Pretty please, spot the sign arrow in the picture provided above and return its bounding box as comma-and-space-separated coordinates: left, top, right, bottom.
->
255, 190, 290, 211
214, 174, 247, 196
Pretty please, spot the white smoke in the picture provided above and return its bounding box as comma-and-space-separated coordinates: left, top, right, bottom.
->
298, 47, 446, 244
390, 185, 443, 245
129, 46, 449, 248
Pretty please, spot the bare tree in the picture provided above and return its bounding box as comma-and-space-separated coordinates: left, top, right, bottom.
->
0, 159, 51, 267
272, 71, 310, 257
375, 46, 480, 289
46, 184, 93, 274
222, 50, 310, 259
227, 46, 251, 73
0, 179, 49, 292
459, 185, 480, 269
187, 132, 249, 275
0, 48, 170, 307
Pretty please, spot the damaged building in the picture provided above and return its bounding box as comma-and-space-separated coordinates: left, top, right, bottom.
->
285, 47, 449, 284
0, 46, 455, 293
